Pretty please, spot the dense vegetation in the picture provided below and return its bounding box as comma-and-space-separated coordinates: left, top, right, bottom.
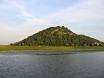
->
11, 26, 104, 47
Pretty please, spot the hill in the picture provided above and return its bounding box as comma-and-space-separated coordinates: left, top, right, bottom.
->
11, 26, 104, 47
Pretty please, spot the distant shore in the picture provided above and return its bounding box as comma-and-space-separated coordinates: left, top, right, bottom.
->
0, 45, 104, 52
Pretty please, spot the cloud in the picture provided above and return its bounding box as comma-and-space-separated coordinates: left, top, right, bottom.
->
42, 0, 104, 41
0, 24, 30, 44
1, 0, 104, 25
80, 0, 104, 5
9, 1, 32, 17
0, 0, 43, 25
0, 0, 104, 44
45, 0, 104, 24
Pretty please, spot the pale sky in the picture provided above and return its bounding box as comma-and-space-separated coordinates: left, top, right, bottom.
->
0, 0, 104, 45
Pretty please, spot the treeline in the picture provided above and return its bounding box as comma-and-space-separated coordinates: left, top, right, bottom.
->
11, 26, 104, 47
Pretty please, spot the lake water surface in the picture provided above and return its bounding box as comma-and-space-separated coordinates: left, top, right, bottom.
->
0, 51, 104, 78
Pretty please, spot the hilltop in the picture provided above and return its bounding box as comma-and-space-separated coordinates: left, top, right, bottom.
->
11, 26, 104, 47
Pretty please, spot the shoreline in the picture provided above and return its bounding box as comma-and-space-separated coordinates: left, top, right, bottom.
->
0, 50, 104, 55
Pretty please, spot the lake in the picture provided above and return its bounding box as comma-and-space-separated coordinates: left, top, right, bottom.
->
0, 51, 104, 78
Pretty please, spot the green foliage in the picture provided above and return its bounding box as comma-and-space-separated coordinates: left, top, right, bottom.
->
11, 26, 104, 47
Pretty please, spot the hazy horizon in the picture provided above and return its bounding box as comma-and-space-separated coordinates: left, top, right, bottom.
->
0, 0, 104, 45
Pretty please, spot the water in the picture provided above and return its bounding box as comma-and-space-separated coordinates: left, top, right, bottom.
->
0, 51, 104, 78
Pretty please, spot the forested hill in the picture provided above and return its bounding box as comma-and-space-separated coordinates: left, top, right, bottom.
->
11, 26, 104, 47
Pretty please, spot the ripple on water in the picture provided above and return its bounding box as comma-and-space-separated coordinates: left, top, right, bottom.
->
0, 51, 104, 78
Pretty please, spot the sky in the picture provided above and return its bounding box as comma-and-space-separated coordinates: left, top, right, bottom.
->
0, 0, 104, 45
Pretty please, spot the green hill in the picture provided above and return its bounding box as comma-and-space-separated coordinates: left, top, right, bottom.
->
11, 26, 104, 47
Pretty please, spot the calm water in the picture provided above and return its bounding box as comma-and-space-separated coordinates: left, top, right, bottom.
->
0, 51, 104, 78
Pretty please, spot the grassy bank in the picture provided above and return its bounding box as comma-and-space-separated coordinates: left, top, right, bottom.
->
0, 45, 104, 51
